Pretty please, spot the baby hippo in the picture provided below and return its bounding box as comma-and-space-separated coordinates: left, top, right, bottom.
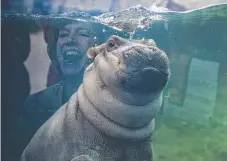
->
21, 35, 170, 161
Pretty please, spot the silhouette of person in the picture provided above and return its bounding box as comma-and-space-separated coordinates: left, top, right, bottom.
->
1, 15, 31, 161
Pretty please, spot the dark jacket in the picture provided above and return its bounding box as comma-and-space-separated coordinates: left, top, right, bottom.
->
12, 81, 65, 160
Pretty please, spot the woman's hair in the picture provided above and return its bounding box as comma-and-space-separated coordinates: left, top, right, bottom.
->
42, 19, 106, 77
43, 24, 62, 77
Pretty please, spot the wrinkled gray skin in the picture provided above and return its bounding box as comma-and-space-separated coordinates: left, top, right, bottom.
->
21, 35, 170, 161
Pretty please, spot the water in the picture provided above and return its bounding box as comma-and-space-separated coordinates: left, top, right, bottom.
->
2, 3, 227, 161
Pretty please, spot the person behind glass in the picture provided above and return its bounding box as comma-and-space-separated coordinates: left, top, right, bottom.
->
12, 16, 100, 160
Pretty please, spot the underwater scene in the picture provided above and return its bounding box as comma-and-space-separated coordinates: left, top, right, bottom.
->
2, 1, 227, 161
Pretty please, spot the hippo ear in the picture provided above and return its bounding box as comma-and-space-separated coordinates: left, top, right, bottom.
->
132, 39, 157, 47
87, 47, 97, 59
87, 43, 106, 59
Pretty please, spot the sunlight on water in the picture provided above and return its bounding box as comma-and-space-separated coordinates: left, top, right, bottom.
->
95, 5, 166, 33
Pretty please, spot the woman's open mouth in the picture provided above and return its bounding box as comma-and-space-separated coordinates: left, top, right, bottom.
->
63, 51, 82, 64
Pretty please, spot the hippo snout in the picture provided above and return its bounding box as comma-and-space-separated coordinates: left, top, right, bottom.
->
106, 35, 169, 76
121, 46, 169, 75
105, 36, 170, 94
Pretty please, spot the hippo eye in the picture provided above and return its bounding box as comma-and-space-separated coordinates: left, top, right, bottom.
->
107, 41, 118, 52
108, 42, 115, 48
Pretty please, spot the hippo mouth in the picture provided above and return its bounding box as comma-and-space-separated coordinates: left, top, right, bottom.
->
118, 66, 168, 78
